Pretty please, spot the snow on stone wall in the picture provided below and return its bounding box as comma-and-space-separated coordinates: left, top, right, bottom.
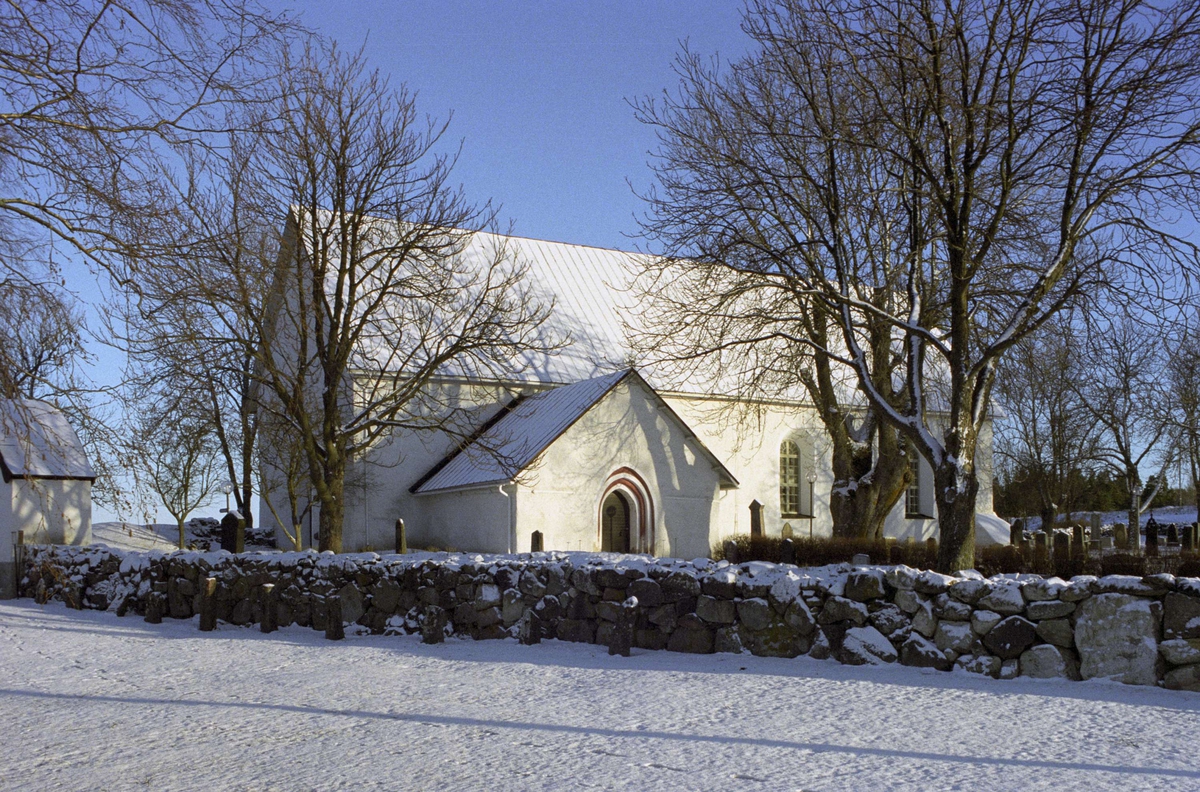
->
17, 545, 1200, 690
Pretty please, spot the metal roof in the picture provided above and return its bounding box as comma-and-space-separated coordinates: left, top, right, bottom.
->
0, 400, 96, 481
413, 370, 738, 494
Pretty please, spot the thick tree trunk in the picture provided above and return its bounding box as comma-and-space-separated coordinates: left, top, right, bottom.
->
177, 521, 186, 551
828, 425, 911, 540
317, 469, 344, 553
934, 464, 979, 573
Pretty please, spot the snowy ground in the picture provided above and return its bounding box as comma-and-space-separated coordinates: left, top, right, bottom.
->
1, 602, 1198, 791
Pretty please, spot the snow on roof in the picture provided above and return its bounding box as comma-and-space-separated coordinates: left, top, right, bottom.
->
0, 399, 96, 481
413, 370, 737, 494
413, 371, 628, 494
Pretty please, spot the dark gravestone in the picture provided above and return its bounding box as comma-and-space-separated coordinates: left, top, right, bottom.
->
518, 611, 542, 645
1072, 523, 1085, 552
531, 530, 544, 553
1113, 523, 1128, 550
220, 511, 245, 554
749, 500, 764, 538
1184, 524, 1197, 553
1146, 516, 1159, 557
723, 540, 739, 565
1010, 521, 1023, 546
325, 595, 345, 641
144, 591, 165, 624
394, 518, 407, 554
421, 605, 447, 644
1167, 523, 1179, 545
198, 577, 218, 632
780, 538, 795, 566
260, 584, 277, 634
1053, 530, 1070, 560
609, 596, 637, 657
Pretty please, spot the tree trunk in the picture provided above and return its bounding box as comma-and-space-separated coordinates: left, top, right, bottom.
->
291, 523, 303, 552
828, 426, 911, 540
177, 521, 186, 551
317, 465, 345, 553
934, 463, 979, 574
1039, 504, 1058, 533
1126, 472, 1141, 552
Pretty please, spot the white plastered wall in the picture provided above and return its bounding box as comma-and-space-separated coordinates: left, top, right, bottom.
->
507, 378, 724, 559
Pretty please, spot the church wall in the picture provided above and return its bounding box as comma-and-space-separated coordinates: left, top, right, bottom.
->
511, 379, 724, 559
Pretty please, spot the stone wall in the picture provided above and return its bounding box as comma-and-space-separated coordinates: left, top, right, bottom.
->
18, 545, 1200, 690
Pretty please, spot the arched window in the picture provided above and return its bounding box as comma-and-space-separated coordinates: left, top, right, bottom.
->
780, 440, 801, 517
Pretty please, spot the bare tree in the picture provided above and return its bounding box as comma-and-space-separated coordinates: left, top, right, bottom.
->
1168, 329, 1200, 527
1077, 315, 1175, 548
0, 0, 292, 276
135, 44, 557, 553
128, 392, 221, 549
994, 319, 1100, 529
637, 0, 1200, 571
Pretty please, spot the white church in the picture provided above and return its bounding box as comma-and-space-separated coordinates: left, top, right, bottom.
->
262, 230, 1008, 557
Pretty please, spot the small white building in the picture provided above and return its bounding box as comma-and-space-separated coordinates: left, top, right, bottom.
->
0, 400, 95, 597
262, 230, 1007, 555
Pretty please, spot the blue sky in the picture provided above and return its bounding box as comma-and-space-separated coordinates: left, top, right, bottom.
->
284, 0, 752, 251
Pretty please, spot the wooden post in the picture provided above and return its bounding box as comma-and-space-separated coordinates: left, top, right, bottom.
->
395, 518, 407, 554
325, 594, 345, 640
260, 584, 277, 634
198, 577, 218, 632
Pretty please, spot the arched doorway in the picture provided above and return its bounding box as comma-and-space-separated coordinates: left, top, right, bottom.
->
601, 490, 631, 553
597, 468, 655, 554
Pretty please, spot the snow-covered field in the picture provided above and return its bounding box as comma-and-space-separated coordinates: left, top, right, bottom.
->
1, 601, 1197, 791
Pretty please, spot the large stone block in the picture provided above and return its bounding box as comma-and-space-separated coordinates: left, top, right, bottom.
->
818, 596, 869, 627
899, 633, 952, 671
982, 616, 1038, 660
1159, 638, 1200, 667
948, 578, 990, 605
1164, 592, 1200, 639
1075, 593, 1161, 686
1019, 645, 1080, 680
629, 578, 663, 608
1035, 618, 1074, 648
970, 609, 1002, 636
977, 581, 1025, 615
696, 595, 736, 624
934, 620, 974, 654
1025, 600, 1075, 621
838, 626, 898, 665
868, 603, 910, 637
1164, 663, 1200, 691
844, 570, 887, 602
894, 589, 927, 615
667, 627, 715, 654
737, 598, 773, 631
556, 619, 595, 644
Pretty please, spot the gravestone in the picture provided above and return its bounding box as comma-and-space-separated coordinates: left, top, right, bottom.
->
723, 539, 739, 565
420, 605, 446, 644
198, 577, 218, 632
325, 595, 345, 641
531, 531, 544, 553
1146, 516, 1159, 557
260, 584, 277, 634
1167, 523, 1179, 545
1113, 523, 1128, 550
394, 518, 407, 555
518, 611, 542, 645
780, 538, 795, 565
144, 591, 165, 624
1053, 530, 1070, 560
1072, 523, 1085, 552
749, 500, 764, 538
608, 596, 638, 657
1010, 521, 1023, 546
852, 553, 870, 566
781, 523, 794, 540
219, 511, 244, 554
1184, 524, 1197, 553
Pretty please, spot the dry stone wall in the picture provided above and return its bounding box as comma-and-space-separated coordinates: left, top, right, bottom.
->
18, 545, 1200, 690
